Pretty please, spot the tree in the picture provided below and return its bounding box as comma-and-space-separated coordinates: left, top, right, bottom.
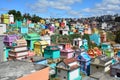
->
16, 11, 22, 20
115, 30, 120, 43
31, 14, 41, 23
23, 13, 31, 20
8, 10, 22, 21
115, 17, 120, 22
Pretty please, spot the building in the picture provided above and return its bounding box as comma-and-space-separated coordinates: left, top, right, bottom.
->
100, 30, 107, 42
90, 33, 101, 46
82, 39, 89, 51
110, 62, 120, 77
77, 52, 91, 76
59, 28, 69, 35
34, 40, 48, 56
73, 38, 82, 48
0, 35, 6, 62
41, 35, 51, 45
56, 58, 82, 80
101, 42, 112, 51
25, 33, 40, 50
9, 14, 14, 23
20, 27, 28, 34
90, 55, 112, 74
0, 60, 49, 80
0, 24, 6, 34
44, 44, 60, 59
58, 43, 74, 59
3, 34, 18, 47
1, 14, 9, 24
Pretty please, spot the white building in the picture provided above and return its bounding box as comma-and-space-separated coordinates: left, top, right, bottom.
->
9, 14, 14, 23
0, 24, 6, 34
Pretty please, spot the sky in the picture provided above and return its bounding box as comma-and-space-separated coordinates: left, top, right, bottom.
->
0, 0, 120, 18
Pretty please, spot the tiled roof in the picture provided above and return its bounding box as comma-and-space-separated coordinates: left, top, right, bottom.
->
63, 58, 77, 65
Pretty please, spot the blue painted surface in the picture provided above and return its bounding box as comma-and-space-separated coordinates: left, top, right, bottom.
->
44, 46, 60, 59
101, 43, 111, 50
20, 27, 28, 34
15, 20, 22, 28
117, 51, 120, 57
29, 23, 34, 28
49, 63, 56, 68
82, 39, 89, 51
77, 52, 91, 76
35, 59, 48, 65
90, 33, 101, 46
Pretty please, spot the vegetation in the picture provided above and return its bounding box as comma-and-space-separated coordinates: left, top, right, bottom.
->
8, 9, 42, 22
115, 30, 120, 43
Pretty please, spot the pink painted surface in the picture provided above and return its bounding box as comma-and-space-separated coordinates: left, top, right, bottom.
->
61, 49, 74, 58
28, 51, 35, 57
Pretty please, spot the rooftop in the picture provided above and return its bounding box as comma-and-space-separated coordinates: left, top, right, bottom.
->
0, 60, 48, 80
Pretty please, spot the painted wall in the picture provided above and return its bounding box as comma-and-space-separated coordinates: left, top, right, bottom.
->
0, 35, 5, 62
20, 27, 28, 34
57, 69, 68, 80
17, 67, 49, 80
0, 24, 6, 34
69, 68, 80, 80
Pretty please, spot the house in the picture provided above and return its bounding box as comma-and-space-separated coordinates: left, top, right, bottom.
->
9, 14, 14, 23
77, 52, 91, 76
14, 38, 27, 46
110, 62, 120, 77
41, 35, 51, 45
44, 44, 60, 59
101, 42, 112, 51
49, 24, 55, 32
90, 33, 101, 46
9, 39, 28, 60
15, 20, 22, 28
1, 14, 9, 24
9, 46, 28, 60
3, 34, 18, 47
73, 38, 82, 48
56, 58, 82, 80
90, 55, 112, 74
0, 60, 50, 80
82, 39, 89, 51
101, 22, 107, 30
0, 35, 6, 62
113, 44, 120, 54
34, 40, 48, 56
87, 47, 102, 58
0, 24, 6, 34
20, 27, 28, 34
28, 23, 35, 28
25, 33, 40, 50
58, 43, 74, 59
104, 49, 114, 58
59, 28, 69, 35
100, 30, 107, 42
101, 42, 114, 57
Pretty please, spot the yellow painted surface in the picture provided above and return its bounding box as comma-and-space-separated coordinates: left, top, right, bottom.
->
34, 41, 48, 55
